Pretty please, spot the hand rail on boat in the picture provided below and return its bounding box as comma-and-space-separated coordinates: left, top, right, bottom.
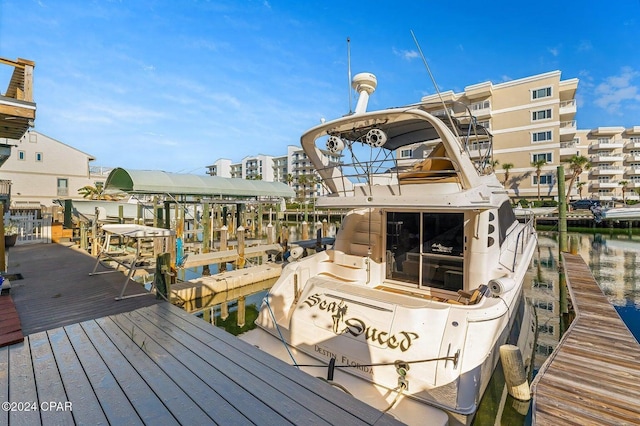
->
501, 210, 535, 273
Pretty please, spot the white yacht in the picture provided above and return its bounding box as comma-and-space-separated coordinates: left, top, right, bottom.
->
241, 73, 537, 425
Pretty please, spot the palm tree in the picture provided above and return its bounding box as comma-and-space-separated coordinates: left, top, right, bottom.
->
285, 173, 294, 187
297, 174, 309, 202
77, 183, 123, 200
565, 155, 591, 200
576, 181, 586, 199
619, 180, 629, 205
531, 159, 548, 201
502, 163, 514, 187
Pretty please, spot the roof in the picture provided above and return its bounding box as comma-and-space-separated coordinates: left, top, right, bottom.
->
104, 168, 295, 198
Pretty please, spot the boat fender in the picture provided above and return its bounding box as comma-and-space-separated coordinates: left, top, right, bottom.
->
326, 136, 345, 153
289, 246, 304, 261
488, 277, 516, 296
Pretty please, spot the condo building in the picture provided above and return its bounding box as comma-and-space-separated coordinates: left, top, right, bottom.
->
206, 145, 340, 201
419, 70, 639, 204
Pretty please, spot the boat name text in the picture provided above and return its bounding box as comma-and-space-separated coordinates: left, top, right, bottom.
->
314, 345, 373, 374
303, 293, 419, 352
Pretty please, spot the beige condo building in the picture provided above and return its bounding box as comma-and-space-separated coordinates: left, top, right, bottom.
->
419, 70, 639, 205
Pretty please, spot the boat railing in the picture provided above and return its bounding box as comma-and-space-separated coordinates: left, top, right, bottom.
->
501, 210, 535, 273
319, 156, 462, 196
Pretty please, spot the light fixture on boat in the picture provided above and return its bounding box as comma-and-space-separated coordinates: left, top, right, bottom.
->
365, 128, 387, 147
488, 277, 516, 296
326, 136, 345, 153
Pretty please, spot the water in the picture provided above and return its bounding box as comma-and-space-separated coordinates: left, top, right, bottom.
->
186, 230, 640, 425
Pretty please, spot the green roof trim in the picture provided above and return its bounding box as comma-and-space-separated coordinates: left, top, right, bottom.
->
104, 168, 295, 198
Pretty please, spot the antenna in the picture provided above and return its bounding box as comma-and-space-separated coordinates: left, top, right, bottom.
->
347, 37, 352, 114
410, 30, 460, 139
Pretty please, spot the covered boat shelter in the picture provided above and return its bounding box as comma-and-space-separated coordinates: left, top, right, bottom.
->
104, 168, 295, 234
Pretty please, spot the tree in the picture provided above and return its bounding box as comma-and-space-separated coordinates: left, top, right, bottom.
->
531, 159, 548, 201
502, 163, 514, 187
77, 183, 123, 200
619, 180, 629, 205
285, 173, 294, 187
576, 181, 586, 199
565, 155, 591, 200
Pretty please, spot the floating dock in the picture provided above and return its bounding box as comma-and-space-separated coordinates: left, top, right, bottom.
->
531, 253, 640, 425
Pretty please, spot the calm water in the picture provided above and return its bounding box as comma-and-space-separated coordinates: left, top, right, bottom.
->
186, 230, 640, 425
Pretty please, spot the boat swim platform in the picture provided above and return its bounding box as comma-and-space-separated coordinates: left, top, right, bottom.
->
0, 304, 401, 425
171, 262, 282, 309
531, 253, 640, 425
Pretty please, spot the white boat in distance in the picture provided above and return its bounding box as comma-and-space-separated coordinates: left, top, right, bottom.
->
241, 73, 537, 425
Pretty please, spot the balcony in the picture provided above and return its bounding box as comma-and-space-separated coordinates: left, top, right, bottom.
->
559, 99, 576, 117
593, 193, 614, 201
625, 167, 640, 177
559, 140, 579, 159
625, 182, 640, 189
590, 167, 624, 176
590, 154, 624, 163
625, 141, 640, 151
559, 120, 577, 136
590, 140, 624, 150
591, 181, 620, 189
624, 154, 640, 163
591, 126, 625, 136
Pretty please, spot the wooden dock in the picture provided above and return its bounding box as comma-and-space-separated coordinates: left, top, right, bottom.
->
0, 303, 400, 425
531, 253, 640, 425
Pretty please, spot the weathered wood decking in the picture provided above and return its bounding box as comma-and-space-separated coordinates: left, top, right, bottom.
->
531, 253, 640, 425
0, 303, 400, 425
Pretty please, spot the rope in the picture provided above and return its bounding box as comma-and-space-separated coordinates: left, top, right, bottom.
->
264, 294, 299, 368
294, 353, 458, 369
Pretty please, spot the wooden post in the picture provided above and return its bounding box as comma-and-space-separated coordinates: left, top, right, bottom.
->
91, 208, 99, 256
153, 196, 159, 228
64, 199, 73, 229
301, 221, 309, 240
118, 205, 124, 224
0, 204, 5, 272
154, 252, 172, 301
202, 203, 211, 276
237, 296, 246, 328
322, 219, 328, 238
557, 166, 567, 253
220, 302, 229, 320
236, 226, 245, 269
499, 344, 531, 401
219, 225, 228, 272
266, 223, 274, 244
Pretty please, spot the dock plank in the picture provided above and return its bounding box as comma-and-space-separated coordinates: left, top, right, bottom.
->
46, 328, 110, 425
63, 323, 144, 425
531, 253, 640, 426
94, 316, 217, 425
144, 303, 400, 426
79, 320, 179, 425
0, 346, 8, 426
110, 310, 276, 425
7, 341, 40, 426
29, 332, 74, 426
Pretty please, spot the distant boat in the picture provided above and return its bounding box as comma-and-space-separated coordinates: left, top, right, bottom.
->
591, 205, 640, 222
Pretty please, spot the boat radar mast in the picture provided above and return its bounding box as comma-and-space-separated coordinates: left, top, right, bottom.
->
352, 72, 377, 114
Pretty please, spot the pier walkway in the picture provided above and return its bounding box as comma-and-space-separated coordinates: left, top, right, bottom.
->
531, 253, 640, 425
1, 242, 400, 425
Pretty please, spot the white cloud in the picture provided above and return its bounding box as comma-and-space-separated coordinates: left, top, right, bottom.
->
593, 67, 640, 114
547, 47, 559, 57
392, 48, 419, 61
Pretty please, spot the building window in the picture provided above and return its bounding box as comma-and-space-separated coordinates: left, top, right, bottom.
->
532, 130, 553, 143
18, 150, 25, 160
532, 153, 552, 163
471, 100, 490, 111
57, 178, 68, 196
35, 152, 43, 162
532, 109, 552, 121
538, 324, 555, 334
532, 87, 552, 100
400, 149, 412, 158
533, 174, 554, 185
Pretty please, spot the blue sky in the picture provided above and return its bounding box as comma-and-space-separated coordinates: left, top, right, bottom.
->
1, 0, 639, 174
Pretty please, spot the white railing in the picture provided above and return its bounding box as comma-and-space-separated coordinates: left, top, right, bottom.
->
10, 214, 52, 244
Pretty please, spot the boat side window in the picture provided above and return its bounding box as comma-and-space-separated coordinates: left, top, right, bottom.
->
385, 211, 464, 290
498, 201, 517, 246
386, 212, 421, 284
421, 213, 464, 291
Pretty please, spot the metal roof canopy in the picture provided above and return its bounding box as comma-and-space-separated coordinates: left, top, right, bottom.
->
104, 168, 295, 199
